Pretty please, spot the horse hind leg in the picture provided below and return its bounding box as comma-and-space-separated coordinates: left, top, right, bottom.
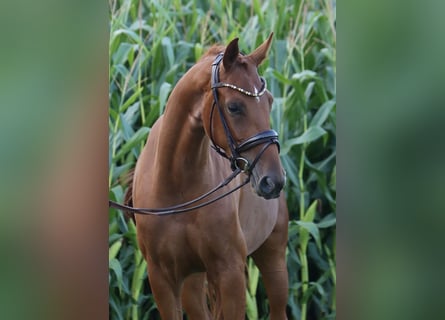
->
181, 272, 211, 320
251, 198, 289, 320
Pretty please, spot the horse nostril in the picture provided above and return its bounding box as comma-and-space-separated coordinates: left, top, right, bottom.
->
258, 176, 283, 198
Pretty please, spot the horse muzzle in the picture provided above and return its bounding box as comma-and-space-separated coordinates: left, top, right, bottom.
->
234, 130, 284, 199
255, 173, 285, 199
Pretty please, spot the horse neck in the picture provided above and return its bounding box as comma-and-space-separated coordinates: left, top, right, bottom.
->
154, 60, 213, 185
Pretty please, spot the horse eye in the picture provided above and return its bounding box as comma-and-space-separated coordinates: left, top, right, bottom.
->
227, 102, 244, 115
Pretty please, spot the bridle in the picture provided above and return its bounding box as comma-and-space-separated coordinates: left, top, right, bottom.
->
109, 53, 280, 215
209, 53, 280, 173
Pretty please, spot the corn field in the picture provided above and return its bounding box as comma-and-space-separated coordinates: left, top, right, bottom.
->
108, 0, 336, 319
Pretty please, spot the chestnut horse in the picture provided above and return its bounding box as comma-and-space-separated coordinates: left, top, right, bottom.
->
130, 34, 288, 319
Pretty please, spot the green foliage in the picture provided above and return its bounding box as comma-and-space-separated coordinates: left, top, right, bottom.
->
109, 0, 336, 319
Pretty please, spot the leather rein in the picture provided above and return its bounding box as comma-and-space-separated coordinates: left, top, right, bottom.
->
108, 53, 280, 215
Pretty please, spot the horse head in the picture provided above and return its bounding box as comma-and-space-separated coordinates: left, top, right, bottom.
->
203, 33, 285, 199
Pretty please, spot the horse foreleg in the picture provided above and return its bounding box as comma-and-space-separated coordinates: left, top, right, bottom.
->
181, 272, 211, 320
251, 199, 289, 320
252, 252, 288, 320
147, 263, 183, 320
207, 257, 247, 320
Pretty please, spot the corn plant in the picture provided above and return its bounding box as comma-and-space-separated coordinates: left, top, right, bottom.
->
109, 0, 336, 319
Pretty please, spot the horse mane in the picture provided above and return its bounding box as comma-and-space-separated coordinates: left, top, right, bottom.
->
200, 45, 225, 60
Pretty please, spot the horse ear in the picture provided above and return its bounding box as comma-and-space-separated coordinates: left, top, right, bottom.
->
223, 37, 239, 71
248, 32, 274, 67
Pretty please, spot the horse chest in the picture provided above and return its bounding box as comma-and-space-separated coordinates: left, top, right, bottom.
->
238, 188, 279, 254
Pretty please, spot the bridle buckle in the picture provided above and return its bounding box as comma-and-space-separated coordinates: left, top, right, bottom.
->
232, 157, 250, 172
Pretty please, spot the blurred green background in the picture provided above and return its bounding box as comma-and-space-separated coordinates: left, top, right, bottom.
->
108, 0, 336, 319
338, 1, 445, 320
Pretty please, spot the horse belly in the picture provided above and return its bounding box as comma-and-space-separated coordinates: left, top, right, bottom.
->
238, 187, 279, 254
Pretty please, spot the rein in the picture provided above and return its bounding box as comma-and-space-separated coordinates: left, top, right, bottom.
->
109, 53, 280, 216
109, 168, 249, 216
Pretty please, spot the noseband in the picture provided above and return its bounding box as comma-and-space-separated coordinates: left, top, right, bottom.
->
209, 53, 280, 172
109, 53, 281, 215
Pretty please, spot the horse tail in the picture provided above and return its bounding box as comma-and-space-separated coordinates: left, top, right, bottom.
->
123, 169, 136, 223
